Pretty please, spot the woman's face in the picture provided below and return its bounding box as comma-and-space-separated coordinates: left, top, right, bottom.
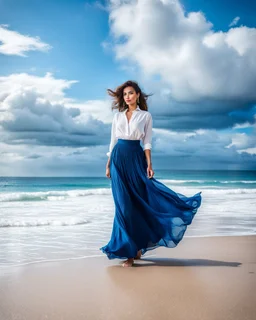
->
123, 86, 139, 106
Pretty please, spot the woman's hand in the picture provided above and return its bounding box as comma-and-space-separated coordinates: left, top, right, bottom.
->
106, 167, 111, 179
147, 165, 154, 179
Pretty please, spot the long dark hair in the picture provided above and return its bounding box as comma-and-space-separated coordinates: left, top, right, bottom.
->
107, 80, 153, 112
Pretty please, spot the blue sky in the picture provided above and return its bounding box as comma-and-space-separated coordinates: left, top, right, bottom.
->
0, 0, 119, 99
182, 0, 256, 31
0, 0, 255, 176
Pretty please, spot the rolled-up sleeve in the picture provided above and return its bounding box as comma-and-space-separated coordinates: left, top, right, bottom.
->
106, 113, 118, 157
142, 113, 153, 151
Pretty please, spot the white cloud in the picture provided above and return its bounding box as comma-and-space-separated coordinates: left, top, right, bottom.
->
227, 119, 256, 151
233, 122, 255, 129
238, 147, 256, 155
107, 0, 256, 102
227, 133, 252, 149
0, 72, 78, 103
229, 16, 240, 27
0, 24, 51, 56
0, 72, 114, 122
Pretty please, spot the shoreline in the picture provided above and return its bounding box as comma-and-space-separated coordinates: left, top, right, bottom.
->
0, 233, 255, 271
0, 233, 255, 272
0, 235, 255, 320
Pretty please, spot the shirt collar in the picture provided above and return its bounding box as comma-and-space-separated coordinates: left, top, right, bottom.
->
124, 106, 141, 113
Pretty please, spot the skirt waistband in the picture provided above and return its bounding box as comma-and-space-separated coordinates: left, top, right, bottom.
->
117, 139, 141, 146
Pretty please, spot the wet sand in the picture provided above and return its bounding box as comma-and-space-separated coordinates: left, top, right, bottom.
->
0, 235, 255, 320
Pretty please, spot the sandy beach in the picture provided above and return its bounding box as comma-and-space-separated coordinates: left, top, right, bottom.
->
0, 235, 255, 320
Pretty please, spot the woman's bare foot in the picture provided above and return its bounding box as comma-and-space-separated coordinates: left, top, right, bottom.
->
134, 250, 142, 260
122, 258, 134, 267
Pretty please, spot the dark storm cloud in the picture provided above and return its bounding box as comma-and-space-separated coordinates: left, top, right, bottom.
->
0, 88, 110, 148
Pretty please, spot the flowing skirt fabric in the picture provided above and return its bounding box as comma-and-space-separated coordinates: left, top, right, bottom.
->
100, 139, 202, 259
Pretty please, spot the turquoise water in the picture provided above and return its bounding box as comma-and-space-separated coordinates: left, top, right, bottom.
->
1, 170, 256, 194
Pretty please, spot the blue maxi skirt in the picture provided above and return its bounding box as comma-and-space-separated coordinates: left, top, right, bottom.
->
100, 139, 202, 260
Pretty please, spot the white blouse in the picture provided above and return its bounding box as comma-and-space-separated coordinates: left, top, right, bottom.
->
106, 105, 153, 157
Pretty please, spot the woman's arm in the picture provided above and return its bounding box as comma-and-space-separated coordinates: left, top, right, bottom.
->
144, 149, 152, 167
143, 113, 153, 160
143, 113, 154, 178
106, 113, 117, 168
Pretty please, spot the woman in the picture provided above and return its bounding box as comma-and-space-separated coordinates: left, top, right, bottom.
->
100, 80, 202, 267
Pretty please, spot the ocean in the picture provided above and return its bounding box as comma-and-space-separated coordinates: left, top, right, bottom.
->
0, 170, 255, 270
